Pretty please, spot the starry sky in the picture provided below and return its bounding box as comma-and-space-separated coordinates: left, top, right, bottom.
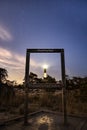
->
0, 0, 87, 83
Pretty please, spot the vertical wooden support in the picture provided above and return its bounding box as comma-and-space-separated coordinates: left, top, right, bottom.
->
24, 49, 30, 125
61, 49, 67, 125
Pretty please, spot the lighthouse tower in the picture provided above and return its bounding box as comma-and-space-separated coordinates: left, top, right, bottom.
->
43, 68, 47, 78
43, 64, 48, 79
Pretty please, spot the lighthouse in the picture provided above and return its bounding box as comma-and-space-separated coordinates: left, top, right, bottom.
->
44, 68, 47, 78
43, 64, 48, 79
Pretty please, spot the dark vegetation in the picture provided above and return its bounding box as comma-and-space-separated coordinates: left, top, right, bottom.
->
29, 72, 56, 83
0, 68, 87, 120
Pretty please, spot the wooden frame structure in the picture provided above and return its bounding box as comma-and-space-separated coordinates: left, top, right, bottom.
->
24, 49, 67, 125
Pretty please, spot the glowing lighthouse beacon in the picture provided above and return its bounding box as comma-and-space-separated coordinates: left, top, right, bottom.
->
43, 64, 48, 79
44, 68, 47, 78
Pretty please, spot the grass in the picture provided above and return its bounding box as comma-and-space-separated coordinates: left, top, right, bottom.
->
0, 89, 87, 117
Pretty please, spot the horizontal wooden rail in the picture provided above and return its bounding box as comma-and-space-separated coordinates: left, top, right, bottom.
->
27, 49, 64, 53
27, 83, 62, 89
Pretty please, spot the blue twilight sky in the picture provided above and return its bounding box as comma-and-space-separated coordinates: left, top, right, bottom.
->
0, 0, 87, 83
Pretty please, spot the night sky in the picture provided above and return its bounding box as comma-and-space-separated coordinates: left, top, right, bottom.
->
0, 0, 87, 83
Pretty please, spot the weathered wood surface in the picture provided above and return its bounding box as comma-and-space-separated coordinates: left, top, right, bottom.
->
27, 83, 62, 89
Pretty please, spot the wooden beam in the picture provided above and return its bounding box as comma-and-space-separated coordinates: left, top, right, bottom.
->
61, 50, 67, 125
27, 49, 64, 53
27, 83, 62, 89
24, 50, 30, 125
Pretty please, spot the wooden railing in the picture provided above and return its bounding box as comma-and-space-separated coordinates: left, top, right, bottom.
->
27, 83, 62, 89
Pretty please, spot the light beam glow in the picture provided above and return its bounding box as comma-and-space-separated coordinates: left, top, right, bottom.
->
42, 64, 48, 69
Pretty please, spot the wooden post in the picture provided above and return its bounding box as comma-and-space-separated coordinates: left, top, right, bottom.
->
24, 49, 30, 125
61, 49, 67, 125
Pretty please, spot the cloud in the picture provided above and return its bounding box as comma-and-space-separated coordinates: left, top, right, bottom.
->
0, 47, 12, 58
0, 26, 12, 41
0, 47, 40, 69
0, 47, 41, 83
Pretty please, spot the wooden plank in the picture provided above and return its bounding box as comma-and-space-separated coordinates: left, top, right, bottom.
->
24, 50, 30, 125
61, 50, 67, 125
27, 48, 64, 53
27, 83, 62, 89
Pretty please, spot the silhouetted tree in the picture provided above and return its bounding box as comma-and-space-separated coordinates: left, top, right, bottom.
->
28, 72, 57, 83
29, 72, 38, 83
0, 68, 8, 84
46, 75, 56, 83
